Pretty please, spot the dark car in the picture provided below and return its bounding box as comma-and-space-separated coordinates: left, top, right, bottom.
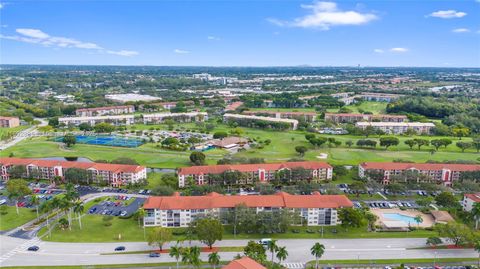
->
115, 246, 125, 251
27, 246, 39, 251
149, 252, 160, 257
89, 207, 97, 214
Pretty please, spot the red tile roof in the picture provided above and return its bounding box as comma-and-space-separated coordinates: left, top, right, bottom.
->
0, 158, 145, 173
465, 193, 480, 203
178, 161, 332, 176
76, 105, 134, 112
143, 191, 352, 210
225, 101, 244, 111
360, 162, 480, 172
223, 257, 266, 269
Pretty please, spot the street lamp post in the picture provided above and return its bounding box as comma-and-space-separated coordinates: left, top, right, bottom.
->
434, 251, 437, 267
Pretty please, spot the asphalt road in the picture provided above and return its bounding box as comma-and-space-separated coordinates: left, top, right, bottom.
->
0, 236, 477, 267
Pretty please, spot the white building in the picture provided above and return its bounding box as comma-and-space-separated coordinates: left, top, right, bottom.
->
355, 122, 435, 134
105, 93, 162, 103
76, 105, 135, 117
59, 115, 135, 126
143, 112, 208, 124
463, 194, 480, 212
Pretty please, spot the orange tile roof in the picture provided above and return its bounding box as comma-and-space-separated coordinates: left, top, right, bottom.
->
465, 193, 480, 203
225, 101, 244, 111
143, 191, 352, 210
0, 157, 145, 173
178, 161, 332, 176
223, 257, 266, 269
360, 162, 480, 172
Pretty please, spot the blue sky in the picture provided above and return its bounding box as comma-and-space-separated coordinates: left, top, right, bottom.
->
0, 0, 479, 67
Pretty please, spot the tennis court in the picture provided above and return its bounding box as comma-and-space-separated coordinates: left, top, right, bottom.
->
53, 135, 144, 148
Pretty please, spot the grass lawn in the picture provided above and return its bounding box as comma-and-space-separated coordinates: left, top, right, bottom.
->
0, 125, 30, 140
309, 257, 477, 265
326, 102, 388, 114
0, 206, 38, 231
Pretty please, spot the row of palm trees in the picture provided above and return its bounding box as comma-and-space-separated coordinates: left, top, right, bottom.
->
168, 243, 221, 269
266, 240, 289, 265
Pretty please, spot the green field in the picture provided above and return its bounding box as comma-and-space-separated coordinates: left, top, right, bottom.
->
0, 206, 38, 231
327, 101, 388, 114
0, 125, 30, 140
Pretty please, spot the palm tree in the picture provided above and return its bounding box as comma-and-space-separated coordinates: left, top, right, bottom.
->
40, 200, 52, 237
472, 203, 480, 229
276, 246, 288, 264
267, 239, 278, 264
30, 194, 40, 220
189, 246, 201, 268
136, 208, 145, 227
475, 240, 480, 268
208, 252, 220, 269
364, 212, 378, 232
73, 201, 84, 229
180, 247, 191, 267
414, 215, 423, 228
310, 242, 325, 269
169, 245, 182, 269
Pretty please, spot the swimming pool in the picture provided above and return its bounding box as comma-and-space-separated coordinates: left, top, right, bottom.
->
53, 135, 144, 148
383, 213, 421, 225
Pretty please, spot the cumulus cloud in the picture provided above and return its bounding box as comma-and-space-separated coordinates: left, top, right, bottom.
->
268, 1, 377, 30
452, 28, 470, 33
0, 3, 4, 9
390, 47, 408, 53
174, 49, 190, 54
373, 49, 384, 53
428, 10, 467, 19
1, 28, 138, 56
207, 36, 221, 41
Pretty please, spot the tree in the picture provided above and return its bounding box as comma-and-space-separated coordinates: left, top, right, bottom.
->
189, 151, 206, 165
364, 211, 378, 232
276, 246, 288, 264
414, 215, 423, 228
78, 123, 93, 131
472, 203, 480, 230
181, 246, 201, 269
30, 194, 40, 220
435, 223, 474, 246
431, 139, 444, 151
267, 239, 278, 264
426, 236, 442, 248
349, 181, 366, 198
456, 141, 472, 152
147, 227, 173, 251
346, 140, 353, 147
169, 245, 182, 269
135, 208, 145, 227
404, 139, 416, 149
196, 218, 223, 249
338, 208, 365, 231
385, 183, 406, 194
435, 192, 458, 208
73, 201, 84, 229
94, 122, 115, 133
310, 242, 325, 269
244, 240, 266, 263
379, 137, 399, 149
452, 126, 470, 140
64, 168, 88, 184
472, 137, 480, 153
295, 146, 308, 157
208, 252, 220, 269
7, 179, 32, 215
63, 133, 76, 147
413, 138, 429, 150
213, 131, 228, 139
8, 165, 26, 179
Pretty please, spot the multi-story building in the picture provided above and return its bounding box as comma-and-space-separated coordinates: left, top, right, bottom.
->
330, 92, 354, 99
0, 116, 20, 128
242, 111, 317, 122
142, 112, 208, 124
59, 115, 135, 126
0, 157, 147, 187
75, 105, 135, 117
105, 93, 161, 103
357, 92, 405, 102
177, 161, 333, 187
325, 113, 407, 123
359, 162, 480, 186
143, 191, 353, 227
355, 122, 435, 134
223, 113, 299, 130
462, 193, 480, 212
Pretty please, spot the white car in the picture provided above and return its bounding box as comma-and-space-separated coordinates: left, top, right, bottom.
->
0, 199, 6, 205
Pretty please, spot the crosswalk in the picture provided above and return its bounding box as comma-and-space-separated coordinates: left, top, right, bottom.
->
0, 237, 43, 265
282, 262, 306, 269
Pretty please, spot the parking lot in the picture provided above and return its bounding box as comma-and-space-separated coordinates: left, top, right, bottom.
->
87, 196, 146, 217
0, 182, 64, 208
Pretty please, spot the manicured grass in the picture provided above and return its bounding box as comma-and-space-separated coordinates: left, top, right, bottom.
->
1, 262, 225, 269
0, 206, 38, 231
309, 257, 477, 265
326, 101, 388, 114
247, 107, 317, 112
0, 125, 30, 140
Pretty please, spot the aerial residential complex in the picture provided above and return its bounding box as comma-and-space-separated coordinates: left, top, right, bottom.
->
177, 161, 333, 187
223, 113, 299, 130
242, 110, 318, 122
0, 158, 147, 187
59, 114, 136, 126
142, 112, 208, 124
142, 191, 353, 227
462, 193, 480, 212
0, 116, 20, 128
359, 162, 480, 186
324, 113, 407, 123
355, 122, 435, 134
105, 93, 162, 103
75, 105, 135, 117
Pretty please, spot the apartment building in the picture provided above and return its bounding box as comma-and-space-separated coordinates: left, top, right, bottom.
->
0, 157, 147, 187
359, 162, 480, 186
143, 191, 353, 227
75, 105, 135, 117
59, 114, 135, 126
105, 93, 161, 103
142, 112, 208, 124
325, 113, 407, 123
330, 92, 354, 99
177, 161, 333, 187
357, 93, 405, 102
223, 113, 299, 130
243, 111, 317, 122
0, 116, 20, 128
462, 193, 480, 212
355, 122, 435, 134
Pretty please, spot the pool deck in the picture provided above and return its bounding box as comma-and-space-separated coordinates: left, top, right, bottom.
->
370, 208, 435, 228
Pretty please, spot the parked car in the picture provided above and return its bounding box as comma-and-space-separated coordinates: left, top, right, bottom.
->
120, 211, 128, 217
89, 207, 97, 214
27, 246, 39, 251
149, 252, 160, 257
0, 199, 6, 205
115, 246, 126, 251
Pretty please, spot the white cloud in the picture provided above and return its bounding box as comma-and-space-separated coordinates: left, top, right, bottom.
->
452, 28, 470, 33
207, 36, 221, 41
428, 10, 467, 19
1, 28, 138, 56
268, 1, 377, 30
373, 49, 384, 53
0, 3, 3, 9
390, 47, 408, 53
174, 49, 190, 54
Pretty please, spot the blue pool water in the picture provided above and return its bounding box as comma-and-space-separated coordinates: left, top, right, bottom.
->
383, 213, 421, 225
53, 135, 144, 148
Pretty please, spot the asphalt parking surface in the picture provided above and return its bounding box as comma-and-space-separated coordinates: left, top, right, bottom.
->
88, 197, 146, 217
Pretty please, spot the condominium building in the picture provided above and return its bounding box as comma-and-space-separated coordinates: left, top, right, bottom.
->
359, 162, 480, 186
357, 93, 405, 102
325, 113, 407, 123
330, 92, 354, 99
242, 111, 317, 122
75, 105, 135, 117
355, 122, 435, 134
143, 191, 353, 227
0, 116, 20, 128
223, 113, 299, 130
177, 161, 333, 187
142, 112, 208, 124
105, 93, 161, 103
59, 114, 135, 126
0, 157, 147, 187
462, 193, 480, 212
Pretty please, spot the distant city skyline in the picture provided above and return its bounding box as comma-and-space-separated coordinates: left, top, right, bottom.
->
0, 1, 479, 67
